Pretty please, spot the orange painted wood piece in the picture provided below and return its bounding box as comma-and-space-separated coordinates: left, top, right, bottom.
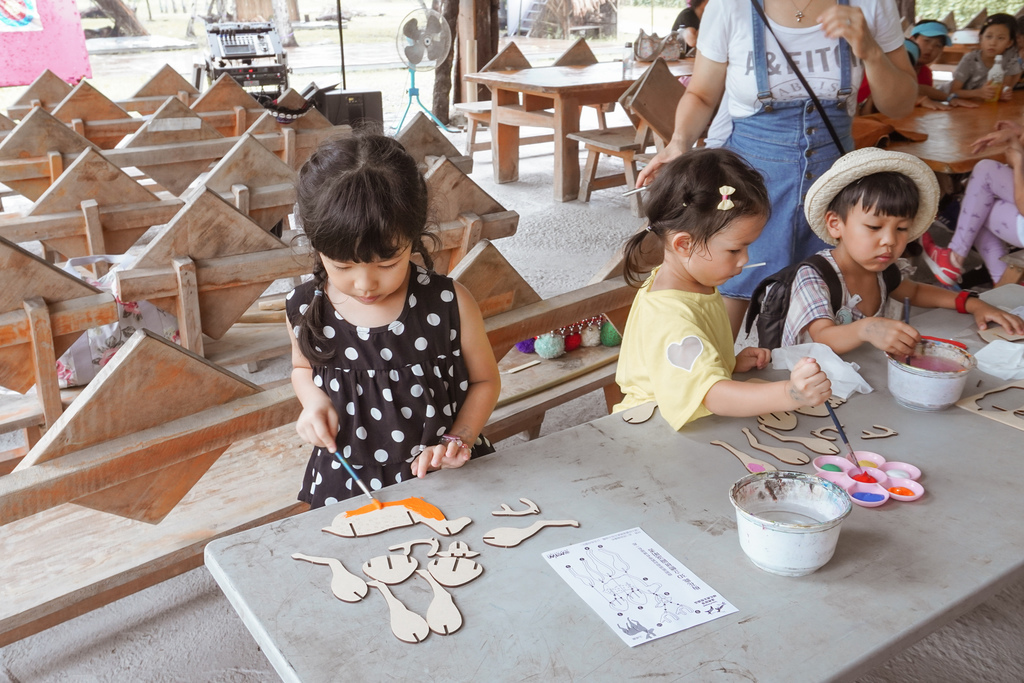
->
464, 60, 693, 200
323, 498, 473, 537
885, 92, 1024, 173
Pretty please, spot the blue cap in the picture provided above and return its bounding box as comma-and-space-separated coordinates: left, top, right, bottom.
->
904, 38, 921, 66
911, 20, 953, 46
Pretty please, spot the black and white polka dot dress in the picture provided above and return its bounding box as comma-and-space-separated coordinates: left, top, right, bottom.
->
286, 265, 494, 508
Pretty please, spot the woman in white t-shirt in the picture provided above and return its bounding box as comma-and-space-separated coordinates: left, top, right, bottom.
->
635, 0, 915, 336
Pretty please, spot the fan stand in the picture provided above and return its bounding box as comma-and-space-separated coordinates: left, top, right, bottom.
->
397, 68, 459, 133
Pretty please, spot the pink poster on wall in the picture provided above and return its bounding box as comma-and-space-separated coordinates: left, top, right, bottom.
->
1, 0, 92, 87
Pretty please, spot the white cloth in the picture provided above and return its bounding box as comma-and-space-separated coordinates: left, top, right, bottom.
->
696, 0, 905, 119
771, 342, 873, 398
975, 340, 1024, 380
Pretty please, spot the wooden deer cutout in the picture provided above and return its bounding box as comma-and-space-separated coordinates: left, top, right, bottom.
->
416, 569, 463, 635
758, 424, 840, 455
367, 581, 430, 644
482, 520, 580, 548
741, 427, 810, 465
711, 440, 778, 474
491, 498, 541, 516
322, 497, 473, 538
292, 553, 368, 602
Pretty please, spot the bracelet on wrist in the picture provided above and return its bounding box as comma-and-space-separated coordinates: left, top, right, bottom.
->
439, 434, 464, 448
955, 290, 979, 314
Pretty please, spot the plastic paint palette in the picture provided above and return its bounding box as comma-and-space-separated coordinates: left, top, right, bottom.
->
812, 451, 924, 508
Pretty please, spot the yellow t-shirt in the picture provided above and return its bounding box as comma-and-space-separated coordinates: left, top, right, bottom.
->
613, 268, 736, 430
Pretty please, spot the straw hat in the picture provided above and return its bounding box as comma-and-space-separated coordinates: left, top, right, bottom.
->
803, 148, 939, 246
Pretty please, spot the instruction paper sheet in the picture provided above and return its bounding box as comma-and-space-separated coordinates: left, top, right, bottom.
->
543, 527, 736, 646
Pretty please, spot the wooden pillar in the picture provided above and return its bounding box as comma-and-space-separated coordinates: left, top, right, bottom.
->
458, 0, 498, 102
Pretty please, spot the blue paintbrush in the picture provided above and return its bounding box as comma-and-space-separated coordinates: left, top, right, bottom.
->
824, 403, 861, 475
333, 450, 383, 509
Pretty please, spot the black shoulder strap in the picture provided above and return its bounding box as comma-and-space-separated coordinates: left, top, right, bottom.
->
882, 263, 902, 297
804, 253, 844, 316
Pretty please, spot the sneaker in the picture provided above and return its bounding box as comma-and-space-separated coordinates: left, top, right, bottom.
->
921, 233, 962, 286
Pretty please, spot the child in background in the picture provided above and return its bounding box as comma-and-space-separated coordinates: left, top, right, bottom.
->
950, 14, 1022, 101
287, 135, 500, 508
613, 149, 832, 430
761, 148, 1023, 357
923, 120, 1024, 286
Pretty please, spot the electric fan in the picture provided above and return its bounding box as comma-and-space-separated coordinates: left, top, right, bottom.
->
395, 7, 455, 132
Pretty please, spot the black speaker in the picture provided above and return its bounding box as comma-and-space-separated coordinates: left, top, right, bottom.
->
313, 89, 384, 129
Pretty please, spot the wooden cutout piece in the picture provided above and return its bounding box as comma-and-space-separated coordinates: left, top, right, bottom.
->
322, 497, 473, 538
362, 555, 419, 585
741, 427, 810, 465
482, 520, 580, 548
292, 553, 368, 602
758, 424, 841, 455
450, 240, 540, 317
426, 556, 484, 587
980, 324, 1024, 343
388, 538, 441, 557
756, 412, 797, 431
860, 425, 898, 440
621, 402, 657, 424
435, 541, 480, 558
367, 581, 430, 644
0, 108, 97, 200
491, 497, 541, 516
14, 330, 262, 523
810, 426, 839, 441
827, 395, 847, 408
794, 403, 829, 417
710, 440, 778, 474
416, 569, 463, 635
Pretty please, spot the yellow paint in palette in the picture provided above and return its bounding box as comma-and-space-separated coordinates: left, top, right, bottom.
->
858, 460, 879, 468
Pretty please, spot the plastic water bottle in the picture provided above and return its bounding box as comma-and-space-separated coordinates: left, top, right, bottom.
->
986, 55, 1004, 103
622, 42, 634, 79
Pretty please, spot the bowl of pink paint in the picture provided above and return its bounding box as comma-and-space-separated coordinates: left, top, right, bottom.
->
886, 338, 976, 411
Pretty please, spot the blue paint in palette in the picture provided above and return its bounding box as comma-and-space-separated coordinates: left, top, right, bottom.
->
852, 492, 885, 503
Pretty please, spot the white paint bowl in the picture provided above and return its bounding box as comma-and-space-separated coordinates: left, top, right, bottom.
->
729, 471, 852, 577
886, 339, 976, 411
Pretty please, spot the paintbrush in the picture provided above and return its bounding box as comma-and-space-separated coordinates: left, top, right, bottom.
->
333, 450, 384, 509
622, 185, 648, 197
824, 403, 861, 475
743, 262, 767, 270
903, 296, 911, 324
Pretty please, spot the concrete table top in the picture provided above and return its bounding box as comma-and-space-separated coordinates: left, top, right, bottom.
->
205, 286, 1024, 683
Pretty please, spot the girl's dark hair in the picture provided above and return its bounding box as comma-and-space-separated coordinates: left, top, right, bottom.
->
622, 148, 770, 286
826, 172, 919, 222
295, 134, 435, 363
981, 13, 1017, 42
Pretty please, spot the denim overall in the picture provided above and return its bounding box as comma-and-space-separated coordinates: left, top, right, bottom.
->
722, 0, 855, 299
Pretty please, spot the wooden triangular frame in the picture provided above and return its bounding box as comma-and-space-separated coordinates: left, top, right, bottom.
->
121, 96, 224, 195
0, 112, 15, 132
963, 9, 986, 29
120, 188, 288, 339
25, 148, 163, 256
0, 236, 110, 393
450, 240, 541, 318
51, 81, 132, 124
200, 134, 298, 232
7, 70, 73, 119
481, 41, 532, 71
553, 38, 598, 67
425, 157, 504, 221
275, 88, 309, 110
15, 330, 262, 523
626, 58, 685, 146
396, 112, 470, 174
0, 108, 97, 201
133, 64, 200, 98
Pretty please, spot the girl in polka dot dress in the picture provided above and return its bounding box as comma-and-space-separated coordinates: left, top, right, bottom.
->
286, 134, 500, 508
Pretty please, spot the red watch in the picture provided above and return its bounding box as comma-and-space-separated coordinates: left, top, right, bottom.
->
955, 290, 979, 314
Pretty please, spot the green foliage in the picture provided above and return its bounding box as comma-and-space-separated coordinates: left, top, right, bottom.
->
915, 0, 1019, 22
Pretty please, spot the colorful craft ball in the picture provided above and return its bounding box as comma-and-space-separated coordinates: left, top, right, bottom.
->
515, 337, 536, 354
581, 324, 602, 347
600, 321, 622, 347
564, 332, 582, 352
534, 333, 566, 359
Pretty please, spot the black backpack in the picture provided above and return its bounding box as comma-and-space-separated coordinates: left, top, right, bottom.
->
744, 254, 901, 350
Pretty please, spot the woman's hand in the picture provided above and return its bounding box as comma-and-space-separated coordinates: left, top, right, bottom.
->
636, 141, 684, 187
412, 441, 472, 478
817, 6, 880, 61
970, 128, 1018, 154
995, 119, 1024, 136
735, 346, 770, 373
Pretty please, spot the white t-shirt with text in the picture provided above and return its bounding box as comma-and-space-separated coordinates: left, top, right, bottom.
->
697, 0, 904, 120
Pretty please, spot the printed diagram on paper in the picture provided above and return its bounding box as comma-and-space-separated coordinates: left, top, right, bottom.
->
543, 528, 736, 646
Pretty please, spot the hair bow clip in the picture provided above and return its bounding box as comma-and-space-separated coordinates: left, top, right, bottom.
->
717, 186, 736, 211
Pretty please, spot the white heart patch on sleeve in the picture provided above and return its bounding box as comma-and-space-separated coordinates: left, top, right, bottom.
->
666, 336, 704, 372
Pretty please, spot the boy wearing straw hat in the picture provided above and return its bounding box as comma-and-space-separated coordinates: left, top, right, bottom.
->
758, 148, 1023, 355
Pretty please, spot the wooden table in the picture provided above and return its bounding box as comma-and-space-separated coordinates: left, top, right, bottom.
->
205, 286, 1024, 682
885, 91, 1024, 174
464, 60, 693, 202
